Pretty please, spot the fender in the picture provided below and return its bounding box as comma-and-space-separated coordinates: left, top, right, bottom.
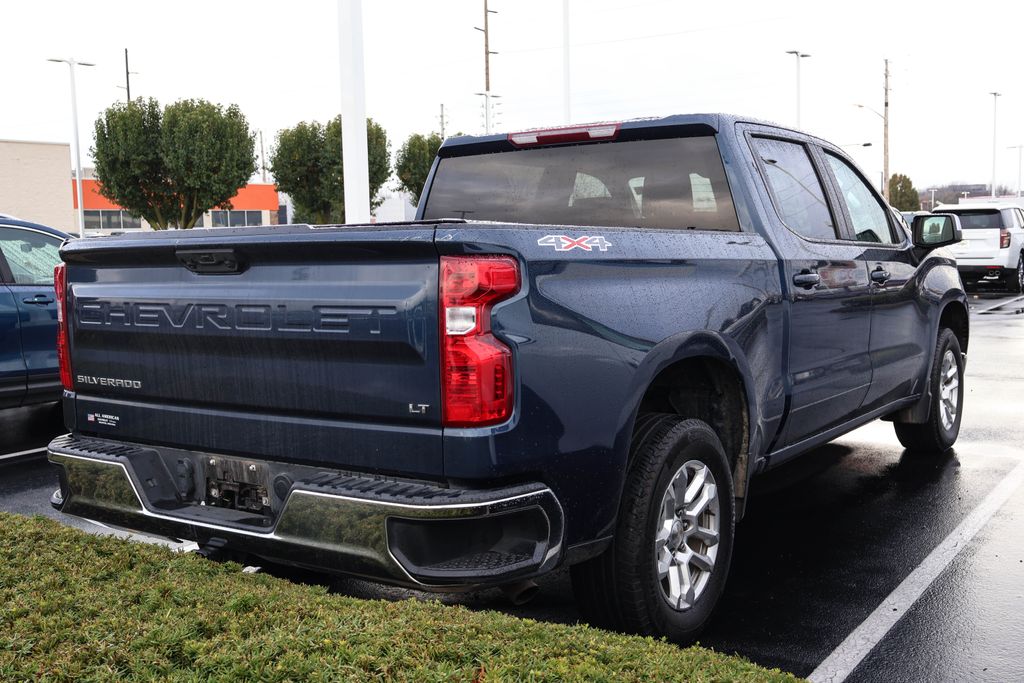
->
613, 328, 766, 520
893, 291, 969, 424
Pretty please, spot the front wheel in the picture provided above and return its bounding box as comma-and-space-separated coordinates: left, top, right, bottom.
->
894, 328, 964, 453
571, 415, 735, 643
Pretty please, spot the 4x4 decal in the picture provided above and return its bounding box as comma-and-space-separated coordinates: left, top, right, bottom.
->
537, 235, 612, 252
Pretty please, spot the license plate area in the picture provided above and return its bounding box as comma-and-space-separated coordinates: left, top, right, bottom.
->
205, 456, 271, 515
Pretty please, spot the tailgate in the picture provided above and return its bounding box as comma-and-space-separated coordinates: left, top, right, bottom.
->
952, 228, 1000, 260
62, 225, 444, 477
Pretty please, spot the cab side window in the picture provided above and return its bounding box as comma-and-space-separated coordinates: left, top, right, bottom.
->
753, 137, 837, 240
825, 154, 898, 245
0, 228, 63, 285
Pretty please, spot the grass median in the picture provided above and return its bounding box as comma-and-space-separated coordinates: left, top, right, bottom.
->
0, 512, 799, 681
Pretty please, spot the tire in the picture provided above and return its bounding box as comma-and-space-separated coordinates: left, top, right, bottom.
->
570, 414, 735, 643
1010, 256, 1024, 294
894, 328, 964, 453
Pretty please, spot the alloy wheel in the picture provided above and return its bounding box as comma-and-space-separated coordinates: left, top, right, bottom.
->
938, 349, 959, 431
654, 460, 720, 611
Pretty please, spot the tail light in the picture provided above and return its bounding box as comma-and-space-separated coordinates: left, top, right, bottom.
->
440, 255, 519, 426
54, 263, 73, 390
1000, 228, 1011, 249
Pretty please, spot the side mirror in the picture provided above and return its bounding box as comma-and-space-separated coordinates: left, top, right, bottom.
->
912, 213, 962, 249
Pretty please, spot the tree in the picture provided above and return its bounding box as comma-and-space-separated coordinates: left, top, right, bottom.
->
270, 117, 390, 224
92, 98, 255, 229
888, 173, 920, 211
395, 132, 443, 205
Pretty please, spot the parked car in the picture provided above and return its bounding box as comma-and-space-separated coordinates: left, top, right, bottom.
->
48, 114, 968, 643
901, 209, 931, 228
933, 202, 1024, 292
0, 217, 69, 409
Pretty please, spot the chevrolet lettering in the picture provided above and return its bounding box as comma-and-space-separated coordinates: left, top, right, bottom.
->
76, 299, 400, 335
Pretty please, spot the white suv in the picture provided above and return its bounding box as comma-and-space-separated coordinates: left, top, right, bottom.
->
934, 203, 1024, 292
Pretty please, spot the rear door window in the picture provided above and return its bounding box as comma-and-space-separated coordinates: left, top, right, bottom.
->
422, 136, 740, 231
752, 137, 837, 241
0, 227, 63, 285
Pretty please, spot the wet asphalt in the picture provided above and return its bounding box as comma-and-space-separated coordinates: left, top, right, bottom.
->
2, 291, 1022, 681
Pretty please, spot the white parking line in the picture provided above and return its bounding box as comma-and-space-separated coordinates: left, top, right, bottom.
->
973, 294, 1024, 314
0, 447, 46, 461
809, 458, 1024, 683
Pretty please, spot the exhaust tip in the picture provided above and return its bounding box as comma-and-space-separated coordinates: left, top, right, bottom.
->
500, 579, 539, 606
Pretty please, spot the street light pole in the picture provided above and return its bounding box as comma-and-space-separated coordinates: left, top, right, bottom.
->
854, 96, 889, 201
990, 92, 1001, 198
562, 0, 571, 124
785, 50, 810, 129
48, 57, 94, 238
337, 0, 370, 223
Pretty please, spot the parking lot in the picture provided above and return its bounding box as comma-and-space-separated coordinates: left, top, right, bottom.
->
3, 291, 1022, 682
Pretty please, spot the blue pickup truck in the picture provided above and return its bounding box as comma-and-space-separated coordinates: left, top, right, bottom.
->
1, 217, 68, 410
48, 114, 968, 642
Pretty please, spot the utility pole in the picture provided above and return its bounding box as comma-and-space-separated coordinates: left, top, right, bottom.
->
929, 188, 937, 209
474, 0, 498, 134
259, 130, 268, 183
882, 58, 890, 201
991, 92, 1002, 198
117, 49, 138, 103
439, 103, 447, 138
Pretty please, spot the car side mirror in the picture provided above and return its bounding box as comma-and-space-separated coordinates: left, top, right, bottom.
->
912, 213, 962, 249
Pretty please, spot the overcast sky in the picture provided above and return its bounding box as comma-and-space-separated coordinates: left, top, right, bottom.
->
3, 0, 1024, 192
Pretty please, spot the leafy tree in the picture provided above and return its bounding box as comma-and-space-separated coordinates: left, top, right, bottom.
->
395, 132, 443, 205
888, 173, 920, 211
270, 117, 390, 224
92, 98, 255, 229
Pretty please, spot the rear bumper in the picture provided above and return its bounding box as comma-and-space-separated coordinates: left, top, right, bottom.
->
957, 265, 1014, 283
48, 434, 564, 589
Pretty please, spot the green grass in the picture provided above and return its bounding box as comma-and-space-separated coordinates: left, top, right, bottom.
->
0, 512, 800, 682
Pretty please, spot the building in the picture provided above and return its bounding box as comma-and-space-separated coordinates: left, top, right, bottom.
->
956, 195, 1024, 209
73, 171, 279, 235
0, 139, 76, 231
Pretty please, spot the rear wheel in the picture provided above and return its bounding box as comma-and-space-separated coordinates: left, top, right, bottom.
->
571, 415, 735, 643
894, 328, 964, 453
1011, 256, 1024, 294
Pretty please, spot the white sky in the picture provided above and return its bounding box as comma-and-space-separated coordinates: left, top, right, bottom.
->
2, 0, 1024, 191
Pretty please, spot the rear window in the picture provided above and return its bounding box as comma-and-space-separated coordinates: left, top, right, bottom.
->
946, 210, 1004, 230
421, 136, 740, 231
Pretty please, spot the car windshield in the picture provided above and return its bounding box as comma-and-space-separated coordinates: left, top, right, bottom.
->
946, 210, 1003, 229
421, 136, 740, 231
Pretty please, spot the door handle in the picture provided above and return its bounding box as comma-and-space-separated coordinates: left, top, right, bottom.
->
22, 295, 54, 305
871, 267, 891, 284
792, 271, 821, 289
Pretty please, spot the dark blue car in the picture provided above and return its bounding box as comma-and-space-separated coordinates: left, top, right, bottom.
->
0, 217, 69, 409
